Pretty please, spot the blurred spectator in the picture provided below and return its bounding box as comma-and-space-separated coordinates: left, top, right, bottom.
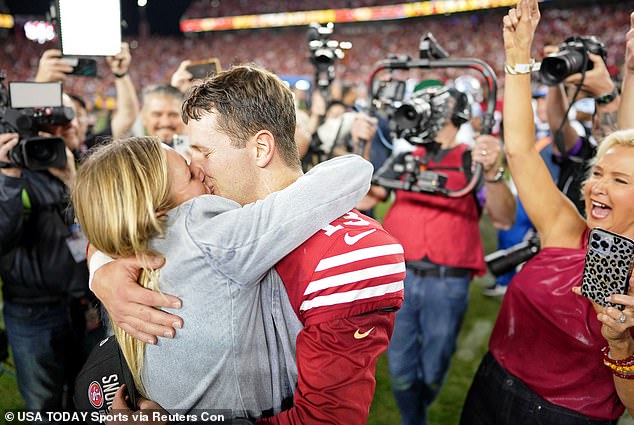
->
138, 84, 185, 144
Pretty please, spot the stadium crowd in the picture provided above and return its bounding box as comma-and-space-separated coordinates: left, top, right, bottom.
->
0, 2, 629, 108
182, 0, 408, 19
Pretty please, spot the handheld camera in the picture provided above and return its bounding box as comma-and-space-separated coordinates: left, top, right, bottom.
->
0, 75, 71, 170
370, 33, 498, 198
540, 36, 607, 86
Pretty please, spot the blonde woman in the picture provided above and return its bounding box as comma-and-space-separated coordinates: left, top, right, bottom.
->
460, 1, 634, 424
71, 136, 372, 418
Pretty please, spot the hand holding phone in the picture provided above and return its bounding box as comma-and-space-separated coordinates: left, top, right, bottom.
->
171, 58, 221, 94
185, 58, 221, 80
581, 228, 634, 310
60, 57, 98, 77
34, 49, 73, 83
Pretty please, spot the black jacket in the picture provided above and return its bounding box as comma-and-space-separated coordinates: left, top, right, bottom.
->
0, 169, 88, 303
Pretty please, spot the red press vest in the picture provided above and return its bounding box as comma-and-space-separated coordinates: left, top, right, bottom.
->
382, 144, 486, 275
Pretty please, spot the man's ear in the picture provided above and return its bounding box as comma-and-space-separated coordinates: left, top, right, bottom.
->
254, 130, 275, 168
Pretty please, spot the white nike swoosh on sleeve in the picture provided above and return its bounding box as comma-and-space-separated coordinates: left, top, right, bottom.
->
343, 229, 377, 245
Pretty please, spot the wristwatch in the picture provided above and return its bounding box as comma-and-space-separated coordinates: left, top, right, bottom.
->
594, 88, 619, 105
485, 167, 505, 183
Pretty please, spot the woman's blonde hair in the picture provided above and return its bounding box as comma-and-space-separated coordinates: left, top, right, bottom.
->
72, 136, 173, 397
594, 129, 634, 164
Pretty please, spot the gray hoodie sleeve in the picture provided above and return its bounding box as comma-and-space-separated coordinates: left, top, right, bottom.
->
185, 154, 372, 285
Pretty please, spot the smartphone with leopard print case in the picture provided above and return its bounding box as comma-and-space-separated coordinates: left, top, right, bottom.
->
581, 228, 634, 310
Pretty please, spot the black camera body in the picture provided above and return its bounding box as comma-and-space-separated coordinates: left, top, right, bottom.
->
540, 36, 607, 86
0, 77, 71, 170
388, 85, 454, 145
307, 23, 351, 95
373, 150, 450, 194
368, 33, 498, 198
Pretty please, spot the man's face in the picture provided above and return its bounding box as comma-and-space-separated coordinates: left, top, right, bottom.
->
187, 112, 259, 206
142, 95, 185, 143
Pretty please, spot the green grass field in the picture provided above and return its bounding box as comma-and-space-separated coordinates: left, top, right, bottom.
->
1, 212, 632, 425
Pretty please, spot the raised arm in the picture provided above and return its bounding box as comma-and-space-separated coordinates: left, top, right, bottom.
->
619, 12, 634, 130
545, 83, 582, 153
502, 0, 583, 247
187, 155, 373, 284
108, 43, 140, 139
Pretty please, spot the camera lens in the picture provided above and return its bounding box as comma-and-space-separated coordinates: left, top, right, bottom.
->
394, 104, 420, 130
540, 48, 586, 85
394, 100, 430, 131
19, 136, 67, 170
25, 139, 57, 163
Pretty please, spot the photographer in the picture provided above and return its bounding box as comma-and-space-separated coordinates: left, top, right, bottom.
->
305, 91, 377, 169
379, 82, 515, 425
0, 92, 96, 413
542, 37, 620, 214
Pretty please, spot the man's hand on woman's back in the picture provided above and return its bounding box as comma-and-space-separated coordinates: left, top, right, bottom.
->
91, 254, 183, 344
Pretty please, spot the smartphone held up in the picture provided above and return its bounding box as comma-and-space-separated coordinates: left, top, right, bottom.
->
186, 58, 221, 80
581, 228, 634, 310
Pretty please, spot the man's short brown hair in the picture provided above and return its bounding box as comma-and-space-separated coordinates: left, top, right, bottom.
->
182, 65, 300, 168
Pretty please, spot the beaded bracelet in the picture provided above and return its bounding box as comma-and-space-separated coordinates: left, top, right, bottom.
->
602, 346, 634, 379
603, 361, 634, 373
610, 369, 634, 380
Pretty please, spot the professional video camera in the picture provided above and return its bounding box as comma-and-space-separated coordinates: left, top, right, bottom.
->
0, 74, 71, 170
370, 33, 498, 198
485, 232, 540, 277
540, 36, 607, 86
307, 22, 351, 96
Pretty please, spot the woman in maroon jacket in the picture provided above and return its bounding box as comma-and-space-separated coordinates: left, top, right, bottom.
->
460, 1, 634, 424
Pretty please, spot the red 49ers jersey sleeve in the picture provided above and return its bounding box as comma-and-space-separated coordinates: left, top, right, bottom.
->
275, 210, 405, 327
257, 311, 395, 425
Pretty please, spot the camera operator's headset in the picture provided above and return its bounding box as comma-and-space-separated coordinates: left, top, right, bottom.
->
368, 33, 498, 198
407, 81, 471, 136
447, 88, 471, 128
